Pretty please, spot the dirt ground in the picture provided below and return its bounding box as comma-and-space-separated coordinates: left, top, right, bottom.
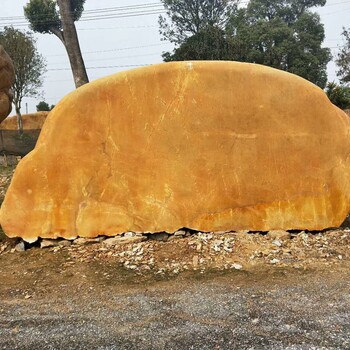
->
0, 248, 349, 349
0, 164, 350, 349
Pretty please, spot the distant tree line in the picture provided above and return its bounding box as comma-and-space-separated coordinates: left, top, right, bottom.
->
159, 0, 331, 89
159, 0, 350, 109
36, 101, 55, 112
3, 0, 350, 126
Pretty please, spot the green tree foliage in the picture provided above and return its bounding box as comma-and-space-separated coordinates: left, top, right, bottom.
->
24, 0, 88, 87
36, 101, 54, 111
24, 0, 85, 34
0, 27, 46, 134
164, 26, 240, 61
161, 0, 331, 88
228, 0, 331, 88
336, 28, 350, 84
159, 0, 238, 45
23, 0, 61, 34
325, 82, 350, 110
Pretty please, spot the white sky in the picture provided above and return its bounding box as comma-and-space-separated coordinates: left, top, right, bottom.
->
0, 0, 349, 113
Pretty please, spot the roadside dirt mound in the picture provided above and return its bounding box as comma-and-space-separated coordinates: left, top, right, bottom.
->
1, 228, 349, 277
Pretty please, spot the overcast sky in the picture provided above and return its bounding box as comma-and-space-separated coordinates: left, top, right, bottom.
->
1, 0, 349, 113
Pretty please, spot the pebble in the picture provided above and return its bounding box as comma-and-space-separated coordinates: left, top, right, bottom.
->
268, 230, 291, 241
272, 239, 282, 247
231, 263, 243, 270
58, 240, 72, 247
103, 236, 146, 247
174, 230, 187, 236
124, 232, 135, 237
15, 241, 25, 252
40, 239, 59, 249
0, 243, 8, 254
73, 237, 105, 245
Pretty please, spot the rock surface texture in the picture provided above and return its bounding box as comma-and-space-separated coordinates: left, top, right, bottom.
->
0, 112, 48, 130
0, 46, 14, 122
1, 61, 350, 242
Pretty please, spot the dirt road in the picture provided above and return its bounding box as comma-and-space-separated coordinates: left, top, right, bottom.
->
1, 248, 349, 349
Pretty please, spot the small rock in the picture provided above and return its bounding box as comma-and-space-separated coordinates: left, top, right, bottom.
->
148, 232, 169, 242
0, 243, 8, 254
15, 241, 25, 252
224, 248, 233, 253
103, 236, 146, 247
73, 237, 104, 245
124, 232, 134, 237
58, 240, 72, 247
212, 239, 223, 251
193, 255, 199, 267
231, 263, 243, 270
213, 239, 224, 245
272, 239, 282, 247
268, 230, 291, 242
251, 318, 259, 325
270, 258, 280, 264
40, 239, 59, 249
174, 230, 187, 236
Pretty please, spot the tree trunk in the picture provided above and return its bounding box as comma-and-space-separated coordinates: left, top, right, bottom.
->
15, 105, 23, 136
57, 0, 89, 88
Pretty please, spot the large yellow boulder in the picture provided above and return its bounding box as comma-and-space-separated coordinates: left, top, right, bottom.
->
1, 61, 350, 242
0, 46, 14, 121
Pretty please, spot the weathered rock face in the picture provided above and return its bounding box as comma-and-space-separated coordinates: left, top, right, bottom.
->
0, 112, 49, 130
0, 46, 14, 122
0, 112, 48, 157
1, 61, 350, 242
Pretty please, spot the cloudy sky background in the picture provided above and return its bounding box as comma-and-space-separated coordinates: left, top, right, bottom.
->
1, 0, 349, 113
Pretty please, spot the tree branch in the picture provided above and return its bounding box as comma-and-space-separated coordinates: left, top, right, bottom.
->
49, 26, 65, 44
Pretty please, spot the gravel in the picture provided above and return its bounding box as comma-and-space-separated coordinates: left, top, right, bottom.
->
0, 256, 349, 349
